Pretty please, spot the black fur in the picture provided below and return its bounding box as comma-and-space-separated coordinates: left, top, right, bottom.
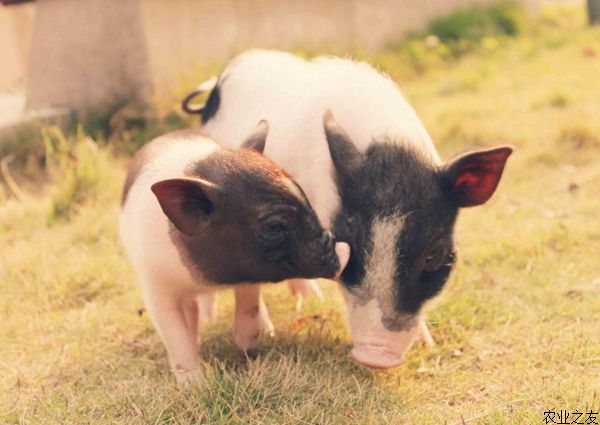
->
201, 85, 220, 125
168, 148, 339, 284
332, 138, 459, 319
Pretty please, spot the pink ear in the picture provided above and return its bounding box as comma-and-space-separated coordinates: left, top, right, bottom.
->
151, 178, 219, 235
444, 146, 513, 207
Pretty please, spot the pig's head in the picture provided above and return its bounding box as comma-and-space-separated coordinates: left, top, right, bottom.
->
152, 121, 347, 284
323, 111, 512, 369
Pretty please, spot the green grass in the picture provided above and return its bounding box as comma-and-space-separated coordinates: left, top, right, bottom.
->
428, 1, 524, 43
1, 3, 599, 424
384, 1, 526, 74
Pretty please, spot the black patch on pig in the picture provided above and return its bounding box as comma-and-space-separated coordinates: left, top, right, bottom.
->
200, 86, 220, 125
168, 148, 340, 285
381, 313, 418, 332
331, 138, 459, 321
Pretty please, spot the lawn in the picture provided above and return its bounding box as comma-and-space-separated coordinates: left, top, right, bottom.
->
1, 4, 599, 424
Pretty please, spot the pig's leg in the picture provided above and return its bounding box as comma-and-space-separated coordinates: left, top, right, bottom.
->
258, 294, 274, 337
197, 292, 217, 325
287, 278, 323, 312
419, 318, 436, 348
234, 285, 265, 355
146, 293, 200, 382
181, 297, 199, 346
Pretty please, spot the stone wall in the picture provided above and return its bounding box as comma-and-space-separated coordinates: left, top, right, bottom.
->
25, 0, 153, 112
0, 0, 540, 113
0, 2, 34, 94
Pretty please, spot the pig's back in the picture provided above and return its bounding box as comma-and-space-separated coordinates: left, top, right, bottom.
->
207, 50, 437, 154
203, 50, 439, 227
119, 131, 219, 296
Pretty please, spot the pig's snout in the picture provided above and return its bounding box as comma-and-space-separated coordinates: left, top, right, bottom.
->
342, 295, 419, 370
351, 344, 405, 369
317, 231, 339, 277
322, 230, 351, 279
307, 232, 349, 279
350, 326, 418, 370
333, 241, 350, 280
322, 230, 335, 253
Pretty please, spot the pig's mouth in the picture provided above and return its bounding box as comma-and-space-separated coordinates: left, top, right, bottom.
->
351, 343, 405, 369
340, 294, 419, 370
349, 324, 419, 370
303, 232, 350, 279
320, 253, 339, 279
319, 231, 339, 278
317, 241, 350, 279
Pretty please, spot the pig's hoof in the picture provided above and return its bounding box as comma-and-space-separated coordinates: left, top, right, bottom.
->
236, 347, 259, 360
262, 325, 275, 338
259, 315, 275, 338
173, 366, 202, 385
234, 330, 261, 356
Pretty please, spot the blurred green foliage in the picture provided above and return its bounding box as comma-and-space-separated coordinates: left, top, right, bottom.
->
82, 103, 190, 156
428, 1, 523, 44
383, 1, 526, 76
41, 126, 120, 222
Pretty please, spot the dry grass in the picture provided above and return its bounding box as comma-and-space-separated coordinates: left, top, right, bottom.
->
1, 4, 599, 424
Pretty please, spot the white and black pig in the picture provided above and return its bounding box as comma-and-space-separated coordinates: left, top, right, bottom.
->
119, 123, 350, 381
185, 49, 513, 369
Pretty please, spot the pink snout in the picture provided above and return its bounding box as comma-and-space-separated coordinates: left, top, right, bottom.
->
341, 295, 419, 370
350, 322, 419, 369
351, 342, 407, 369
333, 242, 350, 280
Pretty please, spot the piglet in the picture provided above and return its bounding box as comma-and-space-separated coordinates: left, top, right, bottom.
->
119, 122, 350, 381
192, 49, 513, 370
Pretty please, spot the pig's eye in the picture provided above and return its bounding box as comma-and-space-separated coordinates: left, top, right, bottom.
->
259, 221, 289, 244
424, 247, 455, 272
266, 222, 287, 233
424, 247, 445, 272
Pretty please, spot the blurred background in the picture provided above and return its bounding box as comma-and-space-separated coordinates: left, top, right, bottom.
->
0, 0, 595, 155
0, 0, 543, 115
1, 1, 599, 423
0, 0, 565, 130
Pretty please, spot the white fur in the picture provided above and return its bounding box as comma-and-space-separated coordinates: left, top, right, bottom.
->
359, 215, 405, 319
341, 215, 421, 367
203, 49, 440, 229
119, 135, 269, 381
120, 137, 220, 300
202, 50, 439, 366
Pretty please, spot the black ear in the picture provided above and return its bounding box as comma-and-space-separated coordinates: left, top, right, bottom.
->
323, 110, 363, 182
151, 177, 220, 236
443, 146, 513, 207
241, 120, 269, 154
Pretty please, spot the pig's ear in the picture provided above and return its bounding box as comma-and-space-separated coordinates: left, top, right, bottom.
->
151, 177, 220, 235
443, 146, 513, 207
323, 110, 362, 181
241, 120, 269, 154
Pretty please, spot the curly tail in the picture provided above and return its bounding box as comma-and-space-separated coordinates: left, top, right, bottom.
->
181, 76, 218, 115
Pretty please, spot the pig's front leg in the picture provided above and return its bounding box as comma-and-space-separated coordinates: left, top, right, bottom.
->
259, 294, 274, 337
287, 279, 323, 312
419, 318, 436, 348
146, 293, 200, 382
197, 292, 217, 325
234, 285, 272, 355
